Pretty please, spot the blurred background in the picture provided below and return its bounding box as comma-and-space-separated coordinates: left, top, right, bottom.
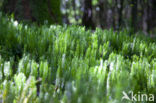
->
0, 0, 156, 35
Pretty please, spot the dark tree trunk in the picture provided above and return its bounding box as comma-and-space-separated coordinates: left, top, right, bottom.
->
147, 0, 151, 33
147, 0, 156, 32
142, 4, 148, 34
82, 0, 95, 29
142, 0, 155, 34
2, 0, 61, 24
2, 0, 32, 20
131, 0, 138, 33
98, 0, 107, 29
151, 0, 156, 31
113, 0, 118, 30
22, 0, 32, 20
2, 0, 17, 14
118, 0, 124, 29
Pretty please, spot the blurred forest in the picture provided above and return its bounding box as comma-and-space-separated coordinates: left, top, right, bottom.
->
0, 0, 156, 35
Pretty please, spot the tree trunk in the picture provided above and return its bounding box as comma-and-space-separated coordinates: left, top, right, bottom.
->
151, 0, 156, 31
98, 0, 107, 29
2, 0, 17, 13
142, 5, 148, 34
113, 0, 118, 30
22, 0, 32, 20
147, 0, 156, 32
82, 0, 95, 29
142, 0, 155, 34
131, 0, 138, 33
118, 0, 124, 29
2, 0, 32, 20
2, 0, 61, 24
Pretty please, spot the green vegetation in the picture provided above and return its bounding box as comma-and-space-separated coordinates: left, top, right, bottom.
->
0, 13, 156, 103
